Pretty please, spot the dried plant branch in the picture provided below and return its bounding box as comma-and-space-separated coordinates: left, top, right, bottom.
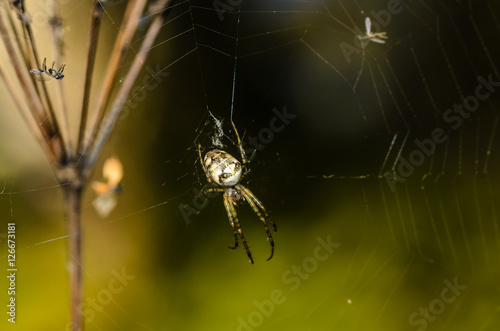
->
4, 8, 47, 114
85, 0, 172, 173
62, 183, 84, 331
23, 19, 68, 164
0, 60, 57, 163
49, 0, 72, 156
83, 0, 147, 153
2, 1, 173, 330
18, 5, 63, 142
1, 4, 60, 162
2, 2, 68, 163
0, 14, 61, 160
3, 3, 27, 67
24, 29, 58, 127
77, 0, 105, 155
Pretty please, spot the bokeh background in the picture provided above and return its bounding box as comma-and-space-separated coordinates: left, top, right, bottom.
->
1, 0, 500, 330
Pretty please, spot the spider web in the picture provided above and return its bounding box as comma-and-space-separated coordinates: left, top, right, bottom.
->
1, 0, 500, 330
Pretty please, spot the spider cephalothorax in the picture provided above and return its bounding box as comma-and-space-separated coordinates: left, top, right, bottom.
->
198, 121, 277, 264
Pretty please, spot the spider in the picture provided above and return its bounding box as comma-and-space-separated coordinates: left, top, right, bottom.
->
30, 58, 65, 81
357, 17, 388, 48
197, 120, 277, 264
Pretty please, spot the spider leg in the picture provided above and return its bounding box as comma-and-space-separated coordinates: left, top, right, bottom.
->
196, 187, 224, 198
239, 184, 277, 231
51, 60, 56, 69
199, 187, 224, 194
224, 192, 254, 264
59, 64, 65, 73
227, 223, 239, 251
231, 120, 248, 179
196, 187, 223, 202
238, 184, 276, 261
42, 58, 47, 71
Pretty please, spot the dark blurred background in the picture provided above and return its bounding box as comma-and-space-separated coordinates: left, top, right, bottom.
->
1, 0, 500, 330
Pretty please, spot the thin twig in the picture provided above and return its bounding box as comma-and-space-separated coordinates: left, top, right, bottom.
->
85, 0, 172, 174
49, 0, 72, 159
62, 185, 84, 331
2, 3, 172, 331
0, 59, 57, 163
3, 2, 27, 69
20, 5, 61, 138
0, 14, 60, 160
84, 0, 148, 153
77, 0, 105, 155
2, 1, 67, 163
3, 5, 46, 113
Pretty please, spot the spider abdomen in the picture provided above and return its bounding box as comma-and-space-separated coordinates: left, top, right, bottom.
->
204, 149, 242, 187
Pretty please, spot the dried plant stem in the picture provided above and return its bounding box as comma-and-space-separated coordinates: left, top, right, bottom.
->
77, 0, 105, 154
3, 4, 27, 68
0, 64, 58, 162
0, 15, 63, 162
2, 1, 172, 330
5, 3, 68, 162
62, 182, 84, 331
25, 30, 58, 125
78, 1, 171, 329
49, 0, 72, 156
21, 12, 64, 149
84, 0, 147, 152
85, 0, 171, 172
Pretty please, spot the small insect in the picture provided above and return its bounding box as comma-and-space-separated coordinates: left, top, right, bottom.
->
198, 121, 277, 264
30, 58, 65, 81
92, 157, 123, 218
357, 17, 388, 48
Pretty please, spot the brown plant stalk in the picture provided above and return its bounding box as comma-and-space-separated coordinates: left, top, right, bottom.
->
83, 0, 148, 154
1, 0, 172, 330
76, 0, 104, 155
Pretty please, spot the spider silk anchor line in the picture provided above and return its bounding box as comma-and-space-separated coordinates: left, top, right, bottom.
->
384, 74, 500, 191
179, 106, 296, 225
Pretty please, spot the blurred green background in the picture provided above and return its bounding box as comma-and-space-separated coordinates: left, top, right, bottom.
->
1, 0, 500, 330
